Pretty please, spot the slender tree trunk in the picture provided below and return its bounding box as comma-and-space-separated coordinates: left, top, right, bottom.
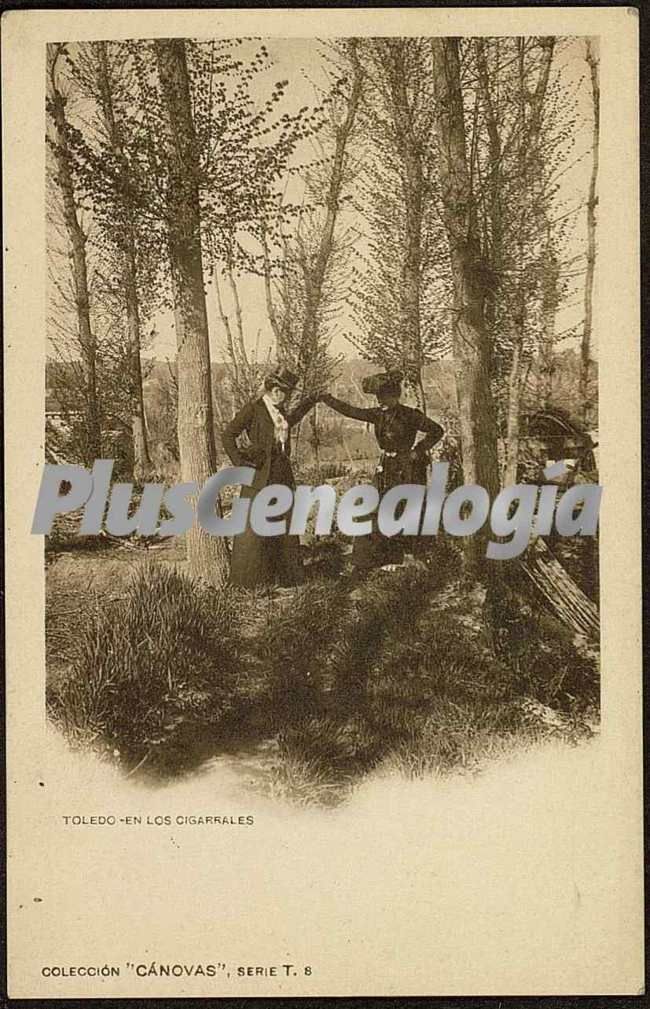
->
48, 54, 101, 463
502, 41, 528, 488
155, 38, 229, 585
431, 38, 500, 570
581, 38, 599, 426
401, 141, 424, 401
96, 41, 151, 480
290, 42, 363, 478
540, 229, 560, 407
215, 263, 255, 409
580, 40, 600, 597
213, 269, 243, 409
504, 40, 525, 487
478, 38, 555, 484
384, 40, 425, 402
298, 40, 363, 383
504, 38, 555, 485
124, 253, 151, 480
308, 406, 322, 482
475, 39, 508, 481
475, 39, 503, 349
226, 260, 249, 373
261, 225, 285, 356
213, 271, 237, 368
504, 323, 523, 485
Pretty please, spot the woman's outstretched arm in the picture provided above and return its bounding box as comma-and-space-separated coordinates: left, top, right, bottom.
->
286, 395, 319, 428
321, 393, 377, 423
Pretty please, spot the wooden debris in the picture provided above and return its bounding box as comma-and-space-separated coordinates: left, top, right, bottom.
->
520, 538, 600, 641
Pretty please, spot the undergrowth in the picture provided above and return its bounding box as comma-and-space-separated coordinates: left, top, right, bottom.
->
47, 539, 599, 803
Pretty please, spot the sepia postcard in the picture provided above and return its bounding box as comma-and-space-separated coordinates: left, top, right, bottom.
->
3, 5, 643, 998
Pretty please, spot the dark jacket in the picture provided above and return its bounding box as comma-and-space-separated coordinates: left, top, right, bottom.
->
319, 395, 444, 571
322, 394, 443, 460
220, 395, 317, 588
221, 396, 316, 495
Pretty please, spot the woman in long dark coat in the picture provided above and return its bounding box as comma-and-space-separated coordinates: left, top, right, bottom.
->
322, 370, 444, 571
221, 367, 317, 588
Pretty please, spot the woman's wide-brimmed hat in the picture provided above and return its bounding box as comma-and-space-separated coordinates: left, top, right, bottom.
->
361, 369, 404, 396
267, 366, 299, 392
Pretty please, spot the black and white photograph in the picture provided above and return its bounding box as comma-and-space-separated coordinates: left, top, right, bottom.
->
3, 5, 643, 999
44, 29, 602, 791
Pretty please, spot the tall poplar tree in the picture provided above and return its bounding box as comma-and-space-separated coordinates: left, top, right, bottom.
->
155, 38, 230, 585
47, 44, 101, 463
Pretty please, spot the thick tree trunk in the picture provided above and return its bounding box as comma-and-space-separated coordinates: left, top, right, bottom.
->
48, 57, 101, 463
431, 38, 500, 570
448, 258, 500, 500
155, 39, 230, 585
580, 39, 599, 427
96, 41, 151, 481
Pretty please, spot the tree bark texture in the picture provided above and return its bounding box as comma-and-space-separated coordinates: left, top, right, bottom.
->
431, 38, 500, 517
155, 38, 230, 585
580, 39, 599, 427
48, 52, 102, 462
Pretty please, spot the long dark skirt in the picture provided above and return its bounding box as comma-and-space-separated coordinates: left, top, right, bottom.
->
229, 452, 305, 589
352, 452, 428, 571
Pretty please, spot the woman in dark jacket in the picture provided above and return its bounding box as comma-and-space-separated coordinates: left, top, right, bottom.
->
221, 367, 317, 588
322, 370, 444, 571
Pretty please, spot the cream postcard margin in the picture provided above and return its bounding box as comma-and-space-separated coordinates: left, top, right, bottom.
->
3, 6, 643, 998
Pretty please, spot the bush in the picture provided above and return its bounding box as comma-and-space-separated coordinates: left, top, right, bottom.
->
484, 575, 599, 711
47, 564, 244, 769
515, 611, 599, 711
